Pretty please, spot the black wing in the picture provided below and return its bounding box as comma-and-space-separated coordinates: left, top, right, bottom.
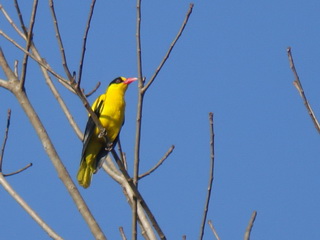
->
81, 95, 104, 158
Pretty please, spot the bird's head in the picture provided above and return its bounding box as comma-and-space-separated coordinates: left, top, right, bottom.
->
108, 76, 138, 92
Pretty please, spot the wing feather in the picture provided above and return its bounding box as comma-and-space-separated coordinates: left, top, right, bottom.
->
81, 94, 105, 158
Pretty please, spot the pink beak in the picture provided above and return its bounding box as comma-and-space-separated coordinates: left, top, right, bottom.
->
124, 77, 138, 84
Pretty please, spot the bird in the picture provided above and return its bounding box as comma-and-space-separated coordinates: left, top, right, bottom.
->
77, 76, 137, 188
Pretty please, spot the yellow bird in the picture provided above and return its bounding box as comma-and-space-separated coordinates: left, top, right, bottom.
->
77, 76, 137, 188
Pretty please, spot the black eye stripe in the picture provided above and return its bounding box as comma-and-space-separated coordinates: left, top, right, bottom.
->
109, 77, 123, 85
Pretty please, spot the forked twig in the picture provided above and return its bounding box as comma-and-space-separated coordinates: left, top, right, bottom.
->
20, 0, 38, 88
139, 145, 175, 179
208, 220, 220, 240
244, 211, 257, 240
199, 112, 215, 240
0, 28, 73, 92
286, 47, 320, 133
0, 109, 11, 172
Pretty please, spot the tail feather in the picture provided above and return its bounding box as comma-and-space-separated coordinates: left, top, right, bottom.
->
77, 159, 95, 188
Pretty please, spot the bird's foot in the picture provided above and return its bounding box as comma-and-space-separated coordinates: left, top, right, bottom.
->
106, 142, 114, 151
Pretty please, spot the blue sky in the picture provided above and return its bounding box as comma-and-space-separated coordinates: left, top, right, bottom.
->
1, 0, 320, 239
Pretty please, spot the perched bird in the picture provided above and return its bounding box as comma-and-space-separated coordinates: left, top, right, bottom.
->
77, 76, 137, 188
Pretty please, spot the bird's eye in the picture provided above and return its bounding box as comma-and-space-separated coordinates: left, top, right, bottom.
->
109, 77, 123, 86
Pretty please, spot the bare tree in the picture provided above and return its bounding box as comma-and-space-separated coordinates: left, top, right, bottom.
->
0, 1, 257, 239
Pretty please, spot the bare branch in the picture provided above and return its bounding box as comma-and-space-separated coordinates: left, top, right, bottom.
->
20, 0, 38, 88
0, 109, 11, 172
84, 81, 101, 97
208, 220, 220, 240
111, 149, 166, 240
0, 6, 75, 92
133, 0, 144, 237
139, 145, 174, 179
0, 173, 63, 240
0, 47, 17, 82
119, 227, 127, 240
77, 0, 96, 87
0, 36, 106, 238
49, 0, 73, 81
142, 3, 194, 93
14, 0, 28, 33
286, 47, 320, 134
0, 28, 74, 92
4, 163, 33, 177
102, 158, 157, 240
199, 112, 215, 240
244, 211, 257, 240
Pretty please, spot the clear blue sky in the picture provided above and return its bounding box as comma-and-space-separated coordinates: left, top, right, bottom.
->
1, 0, 320, 239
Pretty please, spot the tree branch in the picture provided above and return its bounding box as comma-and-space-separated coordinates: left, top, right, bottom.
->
77, 0, 96, 87
111, 149, 166, 240
0, 47, 106, 239
139, 145, 174, 179
20, 0, 38, 89
208, 220, 220, 240
286, 47, 320, 134
0, 109, 11, 172
199, 112, 215, 240
119, 227, 127, 240
0, 173, 63, 240
3, 163, 33, 177
49, 0, 73, 81
244, 211, 257, 240
142, 3, 194, 93
133, 0, 144, 238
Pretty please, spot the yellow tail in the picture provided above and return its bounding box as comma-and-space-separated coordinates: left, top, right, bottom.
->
77, 159, 95, 189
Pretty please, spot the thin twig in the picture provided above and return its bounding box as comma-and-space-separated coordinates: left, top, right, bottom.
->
77, 0, 96, 87
287, 47, 320, 134
84, 81, 101, 97
49, 0, 73, 81
199, 112, 215, 240
12, 1, 83, 139
119, 227, 127, 240
0, 6, 74, 92
14, 0, 28, 33
0, 109, 11, 172
208, 220, 220, 240
0, 29, 74, 92
20, 0, 38, 88
4, 163, 33, 177
133, 0, 144, 237
139, 145, 174, 179
117, 137, 126, 167
0, 173, 63, 240
142, 3, 194, 93
244, 211, 257, 240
